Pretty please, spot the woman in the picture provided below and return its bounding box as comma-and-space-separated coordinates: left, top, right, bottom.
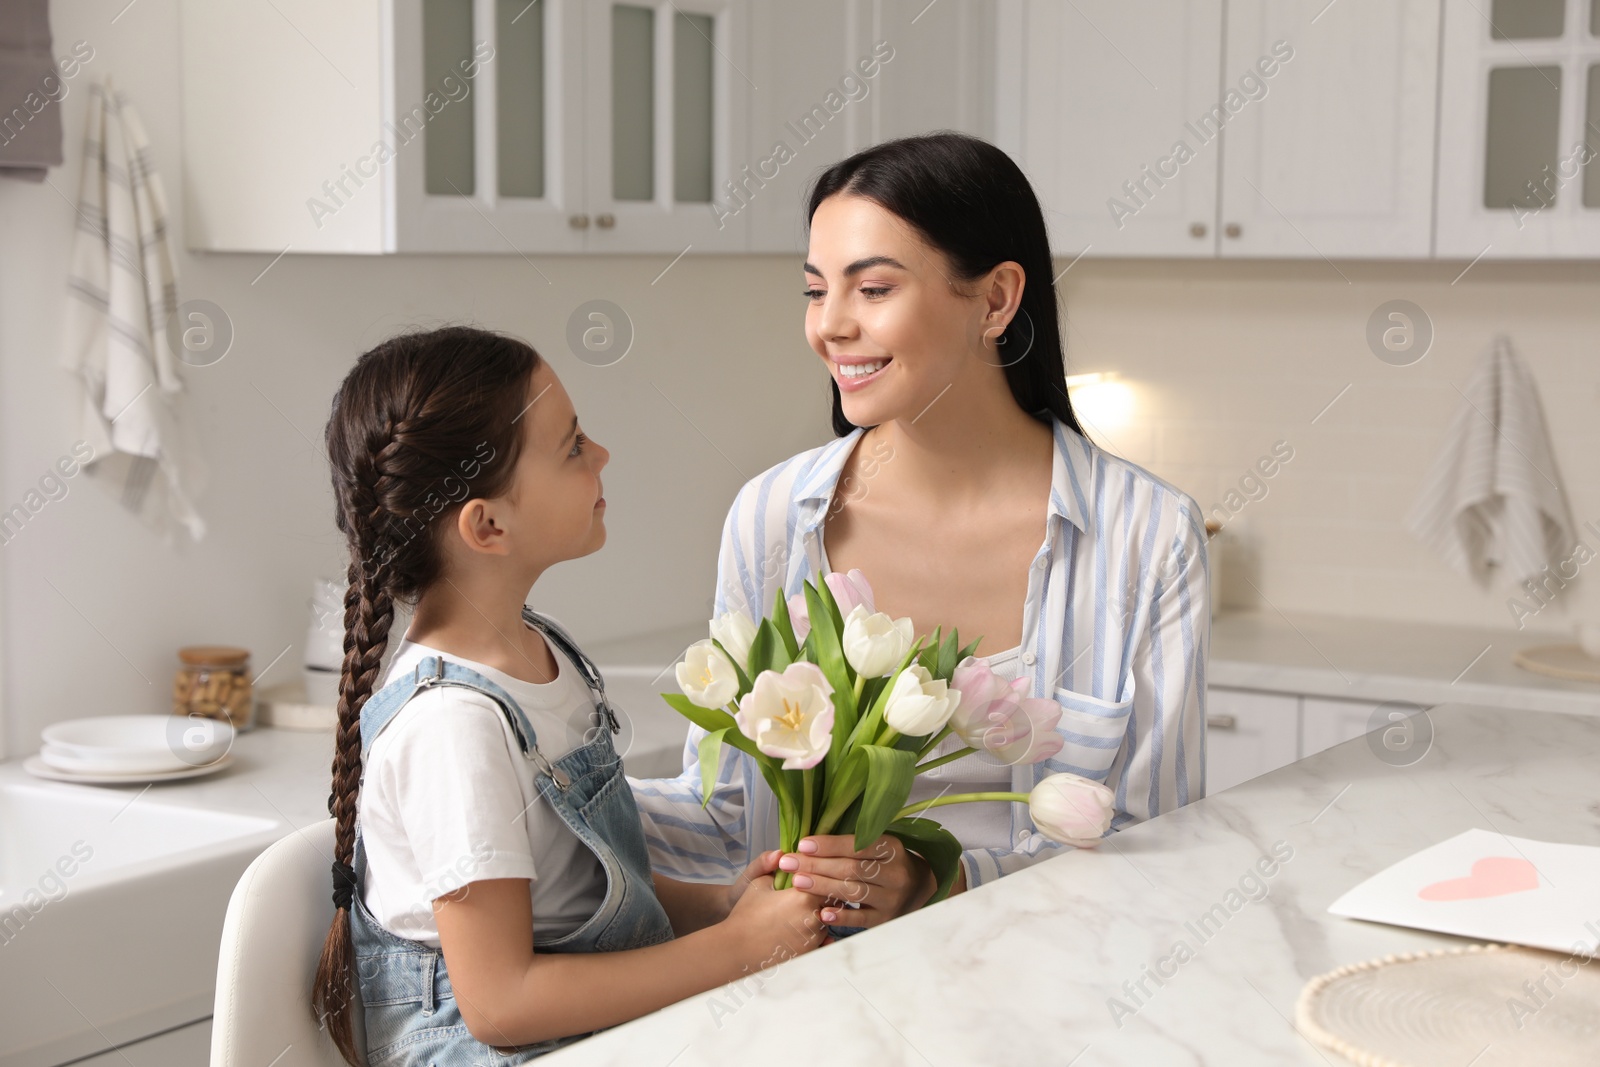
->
631, 131, 1209, 929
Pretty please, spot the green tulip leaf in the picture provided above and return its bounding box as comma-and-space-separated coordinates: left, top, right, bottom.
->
887, 816, 964, 904
772, 585, 801, 660
852, 745, 918, 851
696, 728, 728, 810
706, 637, 752, 694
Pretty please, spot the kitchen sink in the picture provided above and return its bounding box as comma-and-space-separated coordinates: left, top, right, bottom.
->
0, 781, 279, 901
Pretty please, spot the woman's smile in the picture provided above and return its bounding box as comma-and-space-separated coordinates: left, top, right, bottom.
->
833, 355, 893, 391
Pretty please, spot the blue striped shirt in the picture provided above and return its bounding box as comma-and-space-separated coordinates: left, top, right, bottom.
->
630, 416, 1210, 890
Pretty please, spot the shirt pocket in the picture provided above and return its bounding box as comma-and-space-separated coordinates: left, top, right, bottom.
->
1047, 683, 1135, 781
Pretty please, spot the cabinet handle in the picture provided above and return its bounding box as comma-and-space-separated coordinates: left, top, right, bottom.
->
1224, 222, 1242, 239
1190, 222, 1207, 238
596, 213, 616, 229
1207, 713, 1237, 730
569, 214, 591, 229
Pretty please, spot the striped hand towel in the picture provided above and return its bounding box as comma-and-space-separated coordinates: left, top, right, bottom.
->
59, 77, 205, 541
1406, 335, 1574, 588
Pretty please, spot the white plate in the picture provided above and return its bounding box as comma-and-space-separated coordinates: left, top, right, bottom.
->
23, 753, 236, 786
41, 714, 234, 769
37, 743, 194, 776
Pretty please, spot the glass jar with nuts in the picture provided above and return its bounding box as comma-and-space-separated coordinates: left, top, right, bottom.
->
174, 646, 254, 730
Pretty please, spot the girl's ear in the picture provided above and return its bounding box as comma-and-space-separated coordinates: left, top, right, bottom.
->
454, 498, 511, 556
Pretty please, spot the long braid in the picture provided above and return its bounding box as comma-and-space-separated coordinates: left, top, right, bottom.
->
311, 325, 538, 1065
312, 557, 394, 1061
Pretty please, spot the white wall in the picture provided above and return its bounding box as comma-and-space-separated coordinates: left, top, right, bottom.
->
3, 2, 1597, 757
1062, 259, 1600, 634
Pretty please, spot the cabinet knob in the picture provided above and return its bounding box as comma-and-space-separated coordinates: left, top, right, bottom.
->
569, 213, 591, 229
1190, 222, 1207, 238
595, 213, 616, 229
1224, 222, 1242, 239
1206, 713, 1238, 730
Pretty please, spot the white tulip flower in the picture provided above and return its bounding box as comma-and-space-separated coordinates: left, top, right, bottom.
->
841, 603, 914, 677
1028, 773, 1115, 847
709, 610, 757, 672
675, 640, 740, 710
734, 662, 835, 770
882, 664, 960, 736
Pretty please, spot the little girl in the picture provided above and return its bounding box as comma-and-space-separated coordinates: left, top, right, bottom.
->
310, 325, 824, 1065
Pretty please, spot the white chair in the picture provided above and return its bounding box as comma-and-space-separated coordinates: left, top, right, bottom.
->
212, 818, 366, 1066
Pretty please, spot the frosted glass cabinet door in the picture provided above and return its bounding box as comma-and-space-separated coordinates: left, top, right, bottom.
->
995, 0, 1224, 258
1437, 0, 1600, 257
582, 0, 751, 252
1218, 0, 1441, 258
392, 0, 588, 253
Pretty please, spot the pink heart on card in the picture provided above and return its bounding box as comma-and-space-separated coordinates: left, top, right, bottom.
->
1417, 856, 1539, 901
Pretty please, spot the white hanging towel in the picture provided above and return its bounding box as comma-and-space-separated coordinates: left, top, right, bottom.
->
1405, 335, 1574, 588
59, 77, 205, 542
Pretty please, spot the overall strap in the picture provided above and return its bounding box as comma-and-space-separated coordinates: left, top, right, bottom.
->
357, 655, 574, 787
521, 607, 620, 735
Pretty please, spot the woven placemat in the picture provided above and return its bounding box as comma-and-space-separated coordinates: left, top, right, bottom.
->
1511, 644, 1600, 684
1296, 943, 1600, 1066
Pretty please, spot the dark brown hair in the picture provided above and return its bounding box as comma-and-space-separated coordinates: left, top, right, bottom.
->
804, 130, 1085, 439
312, 325, 540, 1064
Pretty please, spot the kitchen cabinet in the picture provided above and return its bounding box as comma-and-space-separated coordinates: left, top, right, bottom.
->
1299, 694, 1383, 757
1204, 687, 1299, 793
181, 0, 751, 254
995, 0, 1223, 258
1206, 687, 1424, 793
1436, 0, 1600, 257
1218, 0, 1441, 258
997, 0, 1441, 260
742, 0, 994, 254
181, 0, 992, 255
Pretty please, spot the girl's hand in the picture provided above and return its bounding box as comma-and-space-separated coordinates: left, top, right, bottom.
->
777, 834, 952, 927
724, 858, 827, 963
722, 849, 783, 918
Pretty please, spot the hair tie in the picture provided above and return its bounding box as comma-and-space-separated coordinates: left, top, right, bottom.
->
331, 860, 359, 911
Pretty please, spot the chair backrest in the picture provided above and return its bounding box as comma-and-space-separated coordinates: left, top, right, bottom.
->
212, 818, 366, 1067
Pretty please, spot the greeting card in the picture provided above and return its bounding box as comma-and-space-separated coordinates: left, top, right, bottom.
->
1327, 829, 1600, 957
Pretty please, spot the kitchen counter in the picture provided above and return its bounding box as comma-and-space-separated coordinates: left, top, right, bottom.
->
544, 701, 1600, 1065
1211, 610, 1600, 716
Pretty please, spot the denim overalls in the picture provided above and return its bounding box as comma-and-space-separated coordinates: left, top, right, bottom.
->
349, 608, 676, 1065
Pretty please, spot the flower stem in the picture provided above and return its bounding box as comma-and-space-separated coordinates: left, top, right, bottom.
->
896, 791, 1028, 820
914, 746, 977, 774
853, 673, 865, 704
915, 725, 953, 760
801, 767, 815, 838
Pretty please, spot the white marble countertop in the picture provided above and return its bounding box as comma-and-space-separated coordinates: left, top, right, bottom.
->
544, 701, 1600, 1066
1211, 610, 1600, 716
0, 724, 335, 832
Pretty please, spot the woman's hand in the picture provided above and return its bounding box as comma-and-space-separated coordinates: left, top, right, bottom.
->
777, 834, 966, 927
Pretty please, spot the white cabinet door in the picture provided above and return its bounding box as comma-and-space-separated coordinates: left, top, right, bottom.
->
1218, 0, 1441, 258
179, 0, 391, 253
1300, 695, 1379, 757
581, 0, 751, 253
392, 0, 589, 253
743, 2, 859, 255
1204, 687, 1299, 794
67, 1018, 211, 1067
997, 0, 1223, 257
743, 1, 994, 255
866, 0, 995, 146
1436, 0, 1600, 257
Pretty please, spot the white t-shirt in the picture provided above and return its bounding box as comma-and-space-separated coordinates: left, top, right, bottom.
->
357, 626, 608, 946
902, 645, 1025, 850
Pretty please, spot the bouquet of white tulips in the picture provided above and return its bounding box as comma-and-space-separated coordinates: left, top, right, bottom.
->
664, 570, 1117, 904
